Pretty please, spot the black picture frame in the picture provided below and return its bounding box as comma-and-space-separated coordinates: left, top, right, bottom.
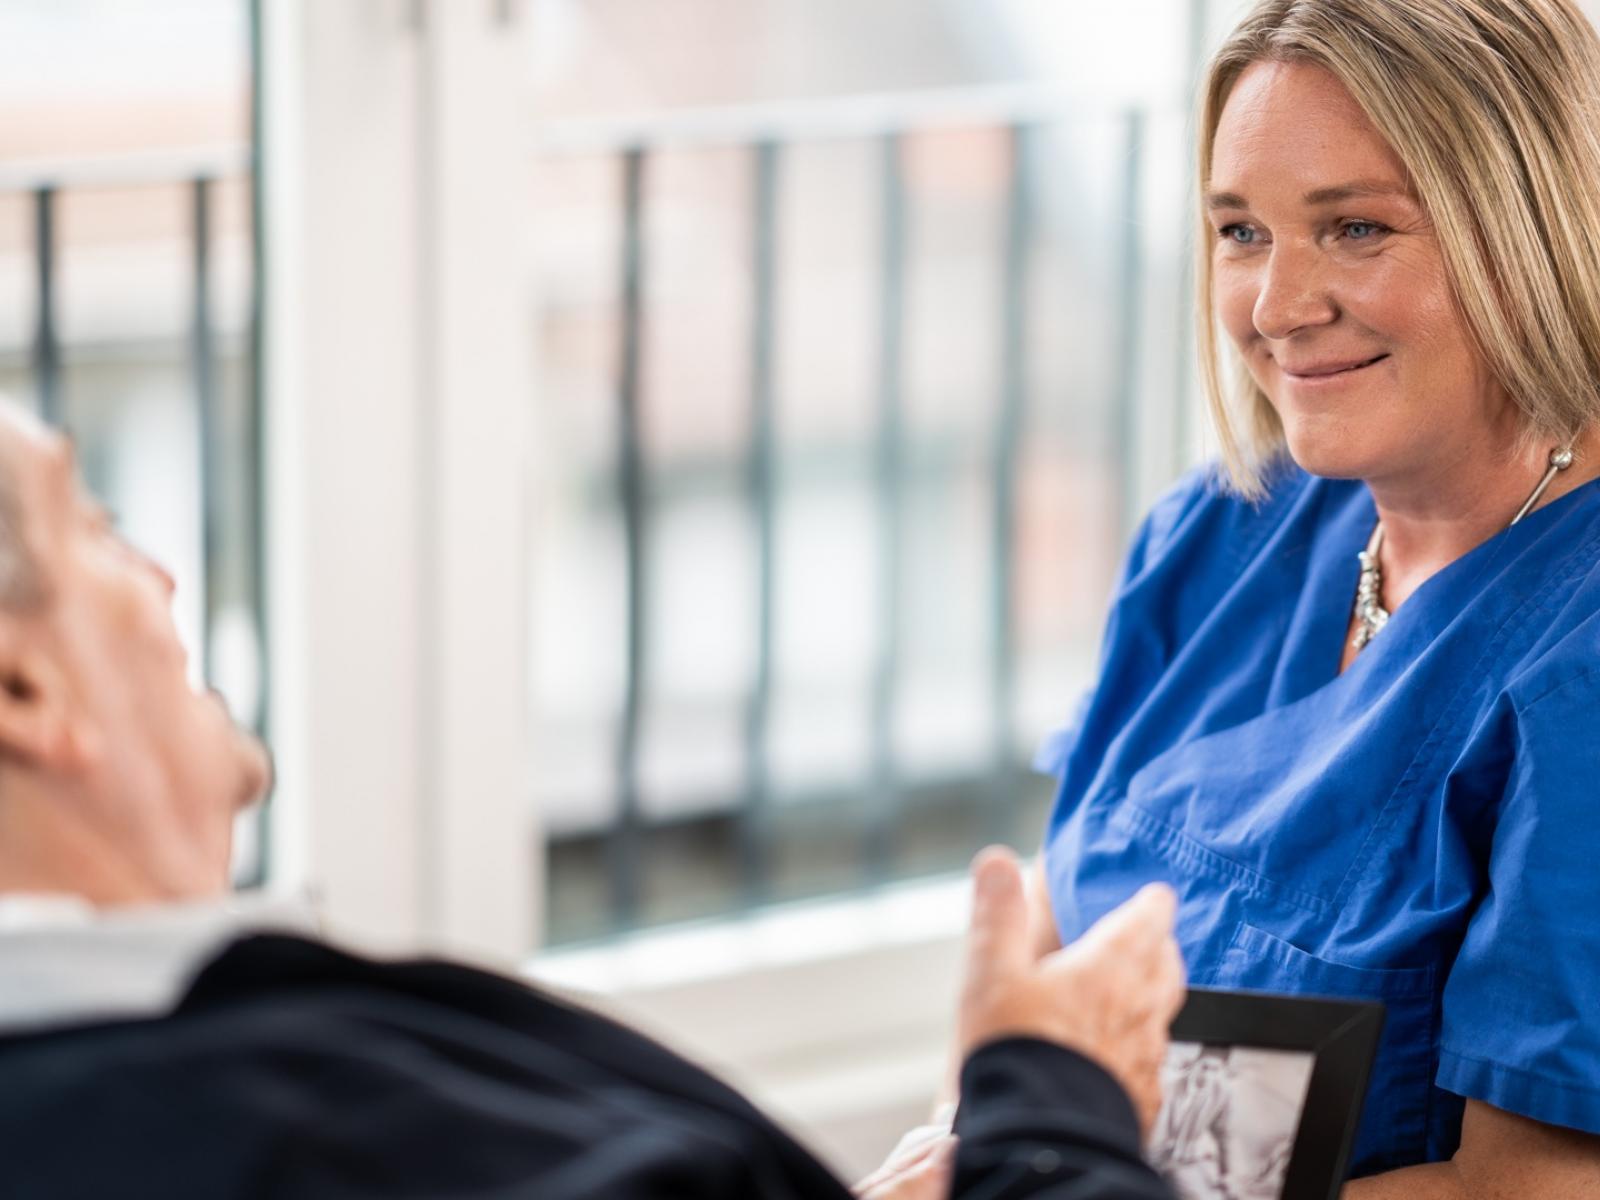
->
1162, 987, 1385, 1200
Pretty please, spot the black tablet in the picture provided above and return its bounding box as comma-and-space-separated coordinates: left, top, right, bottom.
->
1146, 987, 1385, 1200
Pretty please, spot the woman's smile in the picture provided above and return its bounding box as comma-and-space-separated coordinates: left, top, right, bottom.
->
1275, 352, 1391, 389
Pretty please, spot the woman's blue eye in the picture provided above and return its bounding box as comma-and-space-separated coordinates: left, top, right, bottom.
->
1220, 224, 1257, 244
1344, 221, 1384, 240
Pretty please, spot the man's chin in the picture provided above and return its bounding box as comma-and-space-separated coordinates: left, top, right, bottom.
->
231, 729, 274, 812
202, 686, 273, 810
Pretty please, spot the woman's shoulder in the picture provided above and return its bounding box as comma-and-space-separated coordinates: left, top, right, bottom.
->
1036, 463, 1333, 780
1505, 585, 1600, 715
1119, 458, 1332, 591
1498, 480, 1600, 711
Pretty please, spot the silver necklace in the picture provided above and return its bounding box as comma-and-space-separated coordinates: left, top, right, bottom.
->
1350, 445, 1576, 655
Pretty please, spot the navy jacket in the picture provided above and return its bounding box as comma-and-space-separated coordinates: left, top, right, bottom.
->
0, 933, 1172, 1198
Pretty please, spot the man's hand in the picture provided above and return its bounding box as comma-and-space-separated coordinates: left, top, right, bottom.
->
957, 847, 1185, 1133
852, 1134, 956, 1200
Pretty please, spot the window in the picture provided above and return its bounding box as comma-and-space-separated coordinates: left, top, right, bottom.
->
526, 0, 1210, 942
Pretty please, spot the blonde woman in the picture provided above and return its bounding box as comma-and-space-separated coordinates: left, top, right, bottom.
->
1029, 0, 1600, 1194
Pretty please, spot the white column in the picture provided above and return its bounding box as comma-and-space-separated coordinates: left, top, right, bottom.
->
262, 0, 536, 961
418, 0, 539, 959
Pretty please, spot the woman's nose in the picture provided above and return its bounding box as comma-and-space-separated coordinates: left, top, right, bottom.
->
1252, 244, 1338, 340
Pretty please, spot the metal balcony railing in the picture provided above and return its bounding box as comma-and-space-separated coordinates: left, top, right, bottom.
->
534, 80, 1197, 936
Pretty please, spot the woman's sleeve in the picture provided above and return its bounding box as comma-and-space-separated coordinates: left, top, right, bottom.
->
1437, 669, 1600, 1134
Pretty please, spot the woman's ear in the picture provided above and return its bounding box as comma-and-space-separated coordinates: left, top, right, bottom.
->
0, 624, 83, 772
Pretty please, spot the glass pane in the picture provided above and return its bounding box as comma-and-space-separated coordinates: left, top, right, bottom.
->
533, 0, 1205, 940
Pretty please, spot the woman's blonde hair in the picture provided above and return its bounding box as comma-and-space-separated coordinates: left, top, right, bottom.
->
1197, 0, 1600, 497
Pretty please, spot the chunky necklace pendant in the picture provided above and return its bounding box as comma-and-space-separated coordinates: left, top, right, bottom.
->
1351, 525, 1389, 653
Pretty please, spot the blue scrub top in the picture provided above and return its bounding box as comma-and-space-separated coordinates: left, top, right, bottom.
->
1038, 462, 1600, 1176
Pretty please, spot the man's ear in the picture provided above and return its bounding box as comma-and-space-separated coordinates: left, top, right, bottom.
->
0, 621, 83, 772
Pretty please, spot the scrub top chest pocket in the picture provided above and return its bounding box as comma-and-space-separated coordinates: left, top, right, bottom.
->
1212, 923, 1441, 1173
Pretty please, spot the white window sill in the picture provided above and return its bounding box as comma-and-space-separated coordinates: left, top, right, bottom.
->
527, 871, 970, 995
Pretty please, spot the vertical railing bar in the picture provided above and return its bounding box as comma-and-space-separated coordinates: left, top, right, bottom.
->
866, 133, 907, 883
32, 186, 61, 427
991, 123, 1033, 845
1112, 112, 1146, 545
611, 146, 648, 929
1174, 0, 1208, 476
244, 0, 271, 887
740, 140, 780, 905
193, 176, 222, 688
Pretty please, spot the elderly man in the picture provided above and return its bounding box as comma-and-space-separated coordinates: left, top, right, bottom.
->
0, 399, 1182, 1200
